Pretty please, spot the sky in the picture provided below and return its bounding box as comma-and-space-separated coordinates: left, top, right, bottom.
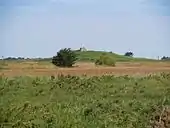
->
0, 0, 170, 58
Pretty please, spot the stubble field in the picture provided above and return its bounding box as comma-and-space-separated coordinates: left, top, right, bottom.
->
1, 61, 170, 77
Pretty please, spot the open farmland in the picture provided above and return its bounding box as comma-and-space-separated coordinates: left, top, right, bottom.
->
1, 51, 170, 77
0, 61, 170, 77
1, 51, 170, 128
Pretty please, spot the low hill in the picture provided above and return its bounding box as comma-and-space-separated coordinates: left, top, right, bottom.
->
75, 50, 156, 62
3, 50, 156, 62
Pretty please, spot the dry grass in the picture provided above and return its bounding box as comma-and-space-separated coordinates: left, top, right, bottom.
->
0, 61, 170, 77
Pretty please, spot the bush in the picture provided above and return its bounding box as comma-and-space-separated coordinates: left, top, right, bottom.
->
52, 48, 77, 67
95, 54, 116, 66
124, 52, 134, 57
161, 56, 170, 60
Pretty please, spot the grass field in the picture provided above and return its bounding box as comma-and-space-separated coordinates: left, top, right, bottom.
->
0, 51, 170, 128
75, 51, 158, 62
2, 50, 168, 77
0, 73, 170, 128
0, 60, 170, 77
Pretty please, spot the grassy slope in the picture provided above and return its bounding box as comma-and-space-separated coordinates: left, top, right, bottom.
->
0, 73, 170, 128
34, 50, 157, 63
75, 50, 156, 62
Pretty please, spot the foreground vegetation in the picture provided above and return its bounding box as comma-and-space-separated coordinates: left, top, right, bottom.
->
0, 73, 170, 128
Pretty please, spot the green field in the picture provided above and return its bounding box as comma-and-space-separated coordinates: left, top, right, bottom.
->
1, 73, 170, 128
75, 51, 157, 62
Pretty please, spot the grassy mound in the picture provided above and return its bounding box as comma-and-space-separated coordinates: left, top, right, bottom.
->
75, 50, 156, 62
0, 73, 170, 127
32, 50, 157, 63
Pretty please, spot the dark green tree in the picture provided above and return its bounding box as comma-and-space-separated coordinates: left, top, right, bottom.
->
124, 52, 134, 57
161, 56, 170, 60
52, 48, 77, 67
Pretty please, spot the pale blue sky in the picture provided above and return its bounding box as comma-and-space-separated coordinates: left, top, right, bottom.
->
0, 0, 170, 58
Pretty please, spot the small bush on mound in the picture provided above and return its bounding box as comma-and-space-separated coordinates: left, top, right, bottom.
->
95, 54, 116, 66
52, 48, 77, 67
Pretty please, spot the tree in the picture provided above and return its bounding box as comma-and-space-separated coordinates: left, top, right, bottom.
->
52, 48, 77, 67
161, 56, 170, 60
124, 52, 134, 57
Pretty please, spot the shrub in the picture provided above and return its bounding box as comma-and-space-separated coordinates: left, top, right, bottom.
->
52, 48, 77, 67
95, 54, 116, 66
124, 52, 134, 57
161, 56, 170, 60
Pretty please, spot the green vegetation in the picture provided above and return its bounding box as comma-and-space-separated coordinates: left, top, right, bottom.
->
0, 73, 170, 128
95, 53, 116, 66
1, 50, 158, 63
0, 60, 8, 70
124, 51, 134, 57
161, 56, 170, 61
52, 48, 78, 67
75, 50, 156, 62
